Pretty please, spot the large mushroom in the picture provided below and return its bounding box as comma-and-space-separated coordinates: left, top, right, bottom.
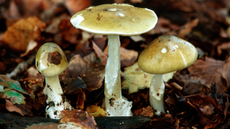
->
138, 35, 198, 116
70, 3, 158, 116
35, 43, 72, 119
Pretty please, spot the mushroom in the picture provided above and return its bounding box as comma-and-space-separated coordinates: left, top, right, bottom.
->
35, 43, 72, 119
70, 3, 158, 116
138, 35, 198, 116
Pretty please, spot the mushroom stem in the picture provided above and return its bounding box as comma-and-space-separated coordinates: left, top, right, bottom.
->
44, 76, 64, 104
149, 74, 165, 116
44, 76, 73, 119
104, 35, 121, 99
104, 35, 132, 116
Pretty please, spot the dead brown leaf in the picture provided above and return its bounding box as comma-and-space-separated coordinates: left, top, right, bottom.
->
222, 58, 230, 89
150, 17, 180, 34
8, 0, 21, 19
0, 62, 6, 73
130, 0, 143, 4
128, 89, 149, 110
92, 35, 107, 50
92, 41, 125, 77
5, 100, 32, 116
188, 57, 230, 95
26, 123, 58, 129
92, 41, 107, 65
114, 0, 125, 4
104, 46, 138, 67
5, 100, 25, 115
20, 40, 38, 57
75, 90, 86, 109
14, 0, 50, 17
64, 53, 105, 91
133, 106, 154, 117
178, 18, 199, 38
57, 18, 82, 44
59, 109, 97, 129
3, 17, 45, 52
185, 95, 223, 128
19, 78, 46, 111
65, 0, 91, 15
188, 57, 224, 89
217, 42, 230, 58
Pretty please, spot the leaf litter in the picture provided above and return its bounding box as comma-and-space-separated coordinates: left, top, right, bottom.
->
0, 0, 230, 128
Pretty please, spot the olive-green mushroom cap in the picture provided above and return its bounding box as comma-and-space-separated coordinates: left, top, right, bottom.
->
138, 35, 198, 74
35, 43, 68, 77
70, 3, 158, 36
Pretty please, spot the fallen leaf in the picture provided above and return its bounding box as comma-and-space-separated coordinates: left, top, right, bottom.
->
3, 16, 45, 52
65, 0, 92, 15
133, 106, 154, 117
19, 78, 46, 111
130, 35, 145, 42
64, 53, 105, 91
26, 123, 58, 129
0, 62, 6, 73
20, 40, 38, 57
148, 17, 180, 35
216, 42, 230, 59
185, 95, 223, 128
128, 89, 149, 110
8, 0, 21, 19
104, 46, 138, 67
92, 41, 107, 65
62, 77, 86, 95
227, 26, 230, 37
75, 90, 86, 110
178, 18, 199, 38
92, 41, 125, 77
0, 75, 27, 94
121, 62, 153, 93
130, 0, 143, 4
188, 57, 224, 88
114, 0, 125, 4
57, 18, 82, 44
0, 85, 3, 92
92, 34, 107, 50
5, 100, 25, 116
122, 62, 175, 93
86, 105, 106, 117
5, 100, 32, 116
64, 55, 90, 78
14, 0, 50, 17
59, 109, 98, 129
222, 57, 230, 90
26, 66, 40, 79
2, 88, 26, 104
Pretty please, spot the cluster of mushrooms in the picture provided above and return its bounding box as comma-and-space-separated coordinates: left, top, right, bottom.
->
35, 3, 198, 120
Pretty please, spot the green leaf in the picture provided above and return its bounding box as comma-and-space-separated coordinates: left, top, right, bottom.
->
0, 85, 3, 92
2, 88, 26, 104
0, 75, 27, 94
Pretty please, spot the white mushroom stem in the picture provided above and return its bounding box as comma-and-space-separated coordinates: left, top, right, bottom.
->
44, 76, 73, 119
104, 35, 132, 116
149, 74, 166, 116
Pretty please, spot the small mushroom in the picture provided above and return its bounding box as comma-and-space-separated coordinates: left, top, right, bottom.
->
35, 43, 72, 119
138, 35, 198, 115
70, 3, 158, 116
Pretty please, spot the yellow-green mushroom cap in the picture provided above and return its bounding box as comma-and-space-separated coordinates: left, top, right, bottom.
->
70, 3, 158, 36
138, 35, 198, 74
35, 43, 68, 77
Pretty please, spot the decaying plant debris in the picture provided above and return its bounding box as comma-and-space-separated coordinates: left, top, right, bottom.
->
0, 0, 230, 128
